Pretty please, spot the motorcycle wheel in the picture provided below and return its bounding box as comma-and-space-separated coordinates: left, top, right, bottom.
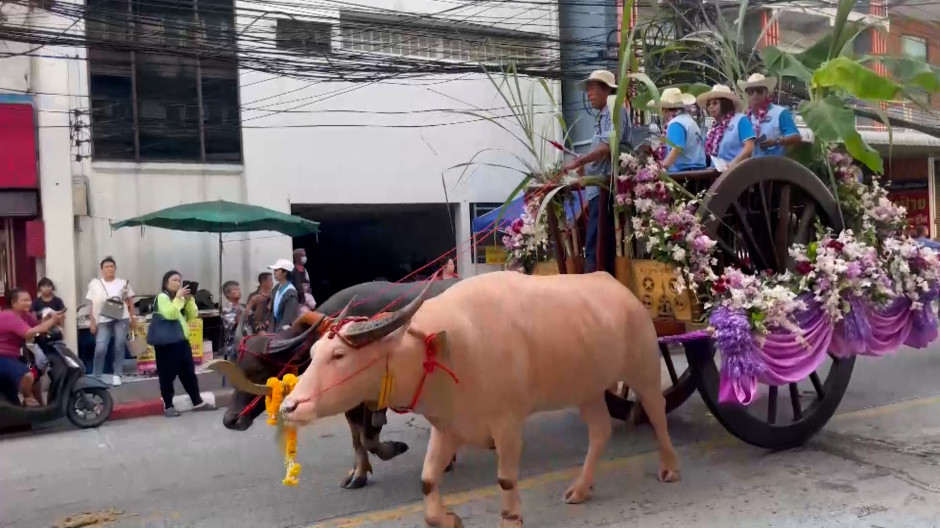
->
66, 387, 113, 429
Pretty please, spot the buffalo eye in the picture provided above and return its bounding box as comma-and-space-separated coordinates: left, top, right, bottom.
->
330, 350, 346, 361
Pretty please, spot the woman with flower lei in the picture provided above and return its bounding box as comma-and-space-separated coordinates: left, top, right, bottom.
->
696, 85, 756, 171
647, 88, 707, 173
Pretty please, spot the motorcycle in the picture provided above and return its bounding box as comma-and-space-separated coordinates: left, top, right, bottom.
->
0, 328, 113, 430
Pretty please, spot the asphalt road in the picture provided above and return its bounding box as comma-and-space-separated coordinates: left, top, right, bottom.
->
2, 346, 940, 528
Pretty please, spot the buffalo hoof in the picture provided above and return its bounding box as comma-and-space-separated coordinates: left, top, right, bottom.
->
449, 511, 464, 528
444, 454, 457, 473
341, 469, 369, 490
563, 480, 594, 504
658, 468, 680, 483
375, 441, 409, 461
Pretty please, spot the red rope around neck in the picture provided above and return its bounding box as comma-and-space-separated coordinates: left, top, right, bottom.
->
390, 332, 459, 414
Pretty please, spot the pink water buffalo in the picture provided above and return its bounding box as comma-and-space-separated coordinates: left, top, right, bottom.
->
280, 270, 680, 527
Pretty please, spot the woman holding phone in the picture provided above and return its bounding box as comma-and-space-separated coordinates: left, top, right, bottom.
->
152, 270, 216, 417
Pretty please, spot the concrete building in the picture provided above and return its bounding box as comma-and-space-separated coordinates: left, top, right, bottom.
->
0, 0, 561, 348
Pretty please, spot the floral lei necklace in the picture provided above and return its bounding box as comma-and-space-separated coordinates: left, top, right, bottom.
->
747, 99, 771, 139
705, 112, 733, 157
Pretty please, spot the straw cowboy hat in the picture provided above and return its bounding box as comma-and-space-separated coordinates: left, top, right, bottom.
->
647, 87, 696, 109
737, 72, 777, 92
577, 70, 618, 92
696, 84, 743, 110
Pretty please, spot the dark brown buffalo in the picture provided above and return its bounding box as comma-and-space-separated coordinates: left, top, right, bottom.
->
218, 279, 460, 489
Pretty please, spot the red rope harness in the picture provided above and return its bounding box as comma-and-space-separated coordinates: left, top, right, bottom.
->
390, 332, 459, 414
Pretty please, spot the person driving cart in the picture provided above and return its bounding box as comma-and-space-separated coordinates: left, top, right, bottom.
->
561, 69, 631, 272
0, 288, 66, 407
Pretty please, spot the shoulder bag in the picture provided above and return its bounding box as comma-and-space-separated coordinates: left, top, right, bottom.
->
98, 279, 128, 321
146, 295, 186, 346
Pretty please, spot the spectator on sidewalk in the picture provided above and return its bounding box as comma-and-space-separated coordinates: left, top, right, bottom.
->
245, 272, 273, 335
85, 256, 137, 387
267, 259, 300, 332
914, 226, 940, 250
31, 278, 65, 320
441, 259, 459, 279
0, 288, 64, 406
293, 249, 317, 313
220, 280, 244, 361
152, 270, 217, 417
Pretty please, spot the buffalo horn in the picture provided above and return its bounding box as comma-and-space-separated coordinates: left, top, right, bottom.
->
203, 359, 272, 396
335, 295, 356, 321
343, 281, 433, 348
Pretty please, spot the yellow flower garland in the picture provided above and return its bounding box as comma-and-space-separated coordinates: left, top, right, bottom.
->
265, 374, 302, 486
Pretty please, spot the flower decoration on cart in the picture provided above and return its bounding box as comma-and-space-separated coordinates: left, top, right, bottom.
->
499, 193, 550, 273
507, 144, 940, 406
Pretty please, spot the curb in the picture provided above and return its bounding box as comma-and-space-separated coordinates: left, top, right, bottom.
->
110, 389, 233, 422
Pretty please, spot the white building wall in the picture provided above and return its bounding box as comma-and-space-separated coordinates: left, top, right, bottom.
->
6, 0, 560, 322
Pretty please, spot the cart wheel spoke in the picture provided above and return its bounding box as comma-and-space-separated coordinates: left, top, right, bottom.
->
767, 385, 778, 425
732, 201, 773, 271
661, 343, 680, 385
809, 371, 825, 399
788, 383, 803, 421
774, 184, 792, 270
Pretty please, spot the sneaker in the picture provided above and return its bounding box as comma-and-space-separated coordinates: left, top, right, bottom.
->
164, 407, 181, 418
192, 401, 217, 412
112, 376, 122, 387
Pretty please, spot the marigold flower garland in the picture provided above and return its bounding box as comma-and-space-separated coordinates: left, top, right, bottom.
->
266, 374, 302, 486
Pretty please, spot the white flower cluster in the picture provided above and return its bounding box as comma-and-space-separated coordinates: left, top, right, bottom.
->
501, 196, 549, 271
789, 230, 891, 321
710, 267, 805, 334
881, 236, 940, 311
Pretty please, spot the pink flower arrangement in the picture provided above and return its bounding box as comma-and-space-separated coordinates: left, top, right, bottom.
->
500, 195, 549, 272
616, 150, 717, 293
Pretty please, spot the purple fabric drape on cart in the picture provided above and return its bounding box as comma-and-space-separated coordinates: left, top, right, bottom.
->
709, 292, 939, 406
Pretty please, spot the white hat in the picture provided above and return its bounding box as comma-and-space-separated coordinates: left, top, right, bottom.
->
647, 87, 696, 109
696, 84, 743, 111
267, 258, 294, 272
737, 73, 777, 91
577, 70, 618, 92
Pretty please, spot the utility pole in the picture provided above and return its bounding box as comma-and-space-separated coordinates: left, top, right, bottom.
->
558, 0, 621, 153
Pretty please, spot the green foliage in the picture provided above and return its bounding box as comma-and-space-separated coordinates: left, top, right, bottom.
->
800, 96, 883, 173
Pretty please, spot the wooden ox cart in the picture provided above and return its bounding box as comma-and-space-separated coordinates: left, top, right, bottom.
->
537, 155, 852, 450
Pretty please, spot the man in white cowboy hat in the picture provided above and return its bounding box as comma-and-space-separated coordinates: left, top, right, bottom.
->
265, 258, 300, 331
648, 87, 706, 173
696, 84, 756, 171
737, 73, 801, 158
561, 69, 632, 273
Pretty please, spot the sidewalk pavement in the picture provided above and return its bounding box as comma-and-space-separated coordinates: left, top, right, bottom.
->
109, 370, 232, 421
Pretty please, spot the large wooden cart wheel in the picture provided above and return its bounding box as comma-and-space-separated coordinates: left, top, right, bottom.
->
686, 157, 856, 449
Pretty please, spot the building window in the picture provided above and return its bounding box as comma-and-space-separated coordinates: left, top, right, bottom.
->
901, 35, 928, 61
339, 14, 543, 64
276, 19, 332, 55
85, 0, 241, 163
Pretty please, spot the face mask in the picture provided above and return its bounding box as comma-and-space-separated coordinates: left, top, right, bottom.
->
301, 256, 307, 264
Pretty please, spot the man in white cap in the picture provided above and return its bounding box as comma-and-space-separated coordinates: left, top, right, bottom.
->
561, 69, 632, 273
738, 73, 801, 157
265, 258, 300, 331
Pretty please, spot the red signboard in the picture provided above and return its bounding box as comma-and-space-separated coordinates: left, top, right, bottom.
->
0, 103, 38, 189
888, 189, 930, 232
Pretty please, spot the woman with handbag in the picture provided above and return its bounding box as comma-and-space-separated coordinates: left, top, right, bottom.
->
85, 256, 136, 386
150, 270, 217, 417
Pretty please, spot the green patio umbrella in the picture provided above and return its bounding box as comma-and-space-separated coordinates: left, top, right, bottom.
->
111, 200, 320, 313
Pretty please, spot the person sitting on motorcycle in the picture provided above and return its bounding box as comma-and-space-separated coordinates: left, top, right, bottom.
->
0, 288, 66, 407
